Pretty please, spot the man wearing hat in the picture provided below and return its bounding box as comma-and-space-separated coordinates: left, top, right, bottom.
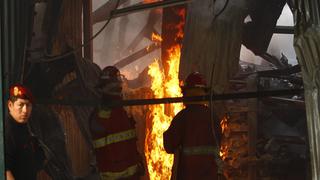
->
5, 84, 45, 180
163, 72, 223, 180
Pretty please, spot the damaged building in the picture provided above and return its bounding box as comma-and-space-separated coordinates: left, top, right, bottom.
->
1, 0, 319, 180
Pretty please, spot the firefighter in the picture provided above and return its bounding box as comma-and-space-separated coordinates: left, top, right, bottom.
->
5, 84, 45, 180
90, 66, 144, 180
163, 72, 223, 180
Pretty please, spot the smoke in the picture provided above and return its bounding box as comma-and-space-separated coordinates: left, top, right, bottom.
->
92, 0, 162, 80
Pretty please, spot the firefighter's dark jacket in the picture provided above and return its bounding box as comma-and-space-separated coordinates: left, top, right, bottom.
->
164, 104, 220, 180
5, 115, 45, 180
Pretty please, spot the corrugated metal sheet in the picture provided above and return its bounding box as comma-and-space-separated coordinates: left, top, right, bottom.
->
294, 0, 320, 179
38, 0, 93, 179
53, 106, 91, 177
52, 0, 91, 177
179, 0, 248, 94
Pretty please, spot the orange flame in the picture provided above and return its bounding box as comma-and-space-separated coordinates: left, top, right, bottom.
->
145, 7, 185, 180
143, 0, 158, 3
151, 33, 163, 43
220, 115, 229, 134
146, 47, 184, 180
219, 115, 229, 160
146, 44, 183, 179
175, 9, 186, 40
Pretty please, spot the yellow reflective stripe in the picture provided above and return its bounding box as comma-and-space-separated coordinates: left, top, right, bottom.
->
100, 164, 139, 180
94, 129, 136, 148
182, 146, 219, 155
98, 109, 111, 119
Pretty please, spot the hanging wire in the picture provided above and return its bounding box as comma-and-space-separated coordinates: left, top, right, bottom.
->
29, 0, 121, 63
209, 0, 229, 150
208, 64, 220, 148
208, 0, 230, 167
208, 0, 230, 149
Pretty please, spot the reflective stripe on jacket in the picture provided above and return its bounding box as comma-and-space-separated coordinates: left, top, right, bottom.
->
100, 164, 139, 180
98, 109, 111, 119
93, 129, 136, 148
90, 106, 142, 177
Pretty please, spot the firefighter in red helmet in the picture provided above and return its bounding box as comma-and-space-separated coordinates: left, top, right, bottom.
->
163, 72, 223, 180
90, 66, 144, 180
5, 84, 46, 180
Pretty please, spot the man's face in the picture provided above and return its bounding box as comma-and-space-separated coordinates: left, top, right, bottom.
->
8, 98, 32, 124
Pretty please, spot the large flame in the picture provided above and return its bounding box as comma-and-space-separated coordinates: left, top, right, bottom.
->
146, 44, 183, 180
145, 7, 185, 180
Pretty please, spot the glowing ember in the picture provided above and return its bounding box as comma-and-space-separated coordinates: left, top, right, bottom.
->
220, 115, 229, 134
175, 9, 185, 40
219, 115, 229, 160
143, 0, 159, 3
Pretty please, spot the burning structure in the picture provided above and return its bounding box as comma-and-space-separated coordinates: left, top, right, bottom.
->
1, 0, 319, 180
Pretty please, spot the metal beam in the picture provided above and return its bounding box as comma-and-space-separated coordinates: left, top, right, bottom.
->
114, 43, 160, 69
111, 0, 192, 18
35, 88, 304, 107
274, 26, 294, 34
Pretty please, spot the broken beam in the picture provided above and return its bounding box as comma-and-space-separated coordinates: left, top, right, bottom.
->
36, 88, 304, 107
111, 0, 192, 18
114, 43, 160, 69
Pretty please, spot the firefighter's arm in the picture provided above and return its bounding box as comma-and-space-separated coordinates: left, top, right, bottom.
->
6, 170, 15, 180
163, 112, 184, 153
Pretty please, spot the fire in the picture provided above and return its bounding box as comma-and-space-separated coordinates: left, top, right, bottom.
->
146, 46, 183, 180
151, 33, 163, 43
145, 6, 185, 180
175, 9, 185, 40
219, 115, 229, 160
143, 0, 158, 3
220, 115, 229, 134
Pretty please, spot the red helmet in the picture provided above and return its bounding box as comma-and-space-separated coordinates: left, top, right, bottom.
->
184, 72, 207, 88
9, 84, 34, 103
